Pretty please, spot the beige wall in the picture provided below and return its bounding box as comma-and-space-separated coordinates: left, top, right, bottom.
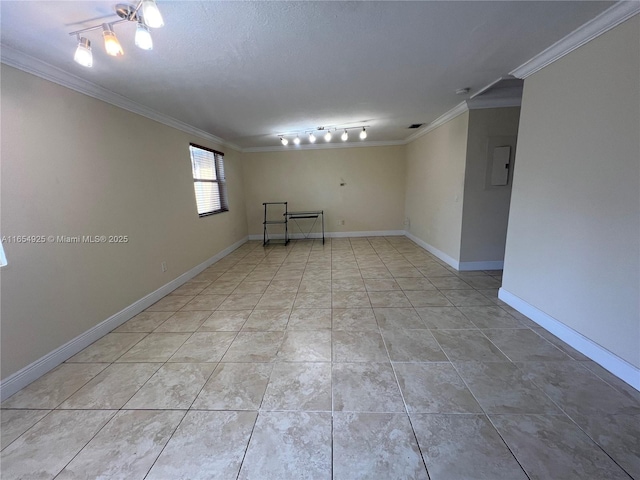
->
404, 112, 469, 262
0, 65, 248, 379
502, 17, 640, 367
460, 107, 521, 263
241, 146, 406, 236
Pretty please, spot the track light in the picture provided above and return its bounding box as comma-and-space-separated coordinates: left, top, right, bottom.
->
277, 125, 370, 146
135, 21, 153, 50
142, 0, 165, 28
102, 24, 123, 56
74, 37, 93, 67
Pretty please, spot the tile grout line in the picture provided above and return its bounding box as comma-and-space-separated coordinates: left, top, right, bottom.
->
49, 407, 120, 479
111, 242, 264, 479
330, 237, 335, 480
443, 349, 533, 480
0, 408, 56, 453
558, 412, 637, 480
109, 242, 265, 477
234, 407, 260, 480
140, 409, 189, 480
503, 360, 638, 480
379, 312, 433, 479
390, 239, 468, 479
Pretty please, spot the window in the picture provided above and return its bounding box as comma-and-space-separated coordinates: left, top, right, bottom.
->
188, 144, 229, 216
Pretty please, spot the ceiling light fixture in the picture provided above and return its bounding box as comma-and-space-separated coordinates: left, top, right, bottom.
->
276, 125, 370, 146
102, 24, 124, 56
68, 1, 165, 67
73, 37, 93, 67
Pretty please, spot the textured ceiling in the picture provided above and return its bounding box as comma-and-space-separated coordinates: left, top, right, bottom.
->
1, 1, 614, 148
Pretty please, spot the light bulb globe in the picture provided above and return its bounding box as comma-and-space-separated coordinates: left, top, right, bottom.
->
135, 22, 153, 50
142, 0, 165, 28
103, 24, 123, 56
74, 37, 93, 67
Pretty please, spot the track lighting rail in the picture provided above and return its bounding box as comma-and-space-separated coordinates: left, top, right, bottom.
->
277, 125, 370, 146
68, 3, 140, 37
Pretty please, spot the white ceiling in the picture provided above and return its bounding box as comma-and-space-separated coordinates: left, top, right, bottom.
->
1, 1, 615, 149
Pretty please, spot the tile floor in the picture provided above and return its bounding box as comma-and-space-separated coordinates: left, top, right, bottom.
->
1, 236, 639, 479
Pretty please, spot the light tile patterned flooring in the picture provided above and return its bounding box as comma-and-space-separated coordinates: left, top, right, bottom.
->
2, 236, 639, 479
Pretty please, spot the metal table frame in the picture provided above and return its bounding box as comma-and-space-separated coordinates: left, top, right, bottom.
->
286, 210, 324, 244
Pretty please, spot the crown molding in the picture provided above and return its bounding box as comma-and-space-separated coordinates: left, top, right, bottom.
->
402, 94, 523, 145
466, 96, 522, 110
0, 45, 242, 152
469, 77, 507, 100
510, 1, 640, 79
403, 102, 469, 144
241, 139, 405, 153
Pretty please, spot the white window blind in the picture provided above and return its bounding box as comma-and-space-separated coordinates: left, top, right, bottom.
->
188, 144, 229, 216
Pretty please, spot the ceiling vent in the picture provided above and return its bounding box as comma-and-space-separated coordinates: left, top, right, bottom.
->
408, 123, 424, 129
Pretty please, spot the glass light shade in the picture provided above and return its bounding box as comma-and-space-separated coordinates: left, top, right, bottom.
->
324, 131, 332, 142
360, 127, 367, 140
341, 130, 348, 141
74, 37, 93, 67
309, 133, 316, 143
103, 26, 123, 56
135, 22, 153, 50
293, 136, 301, 145
0, 241, 6, 267
142, 0, 165, 28
280, 137, 289, 145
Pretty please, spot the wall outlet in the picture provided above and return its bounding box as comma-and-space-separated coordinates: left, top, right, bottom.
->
161, 261, 167, 272
404, 217, 411, 228
338, 219, 345, 226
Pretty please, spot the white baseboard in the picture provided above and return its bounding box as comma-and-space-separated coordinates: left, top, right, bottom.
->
404, 232, 460, 269
498, 288, 640, 392
248, 233, 317, 241
329, 230, 405, 238
0, 236, 249, 401
404, 232, 504, 271
248, 230, 405, 242
458, 260, 504, 271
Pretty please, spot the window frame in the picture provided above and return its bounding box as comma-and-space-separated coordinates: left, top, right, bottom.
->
188, 143, 229, 217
